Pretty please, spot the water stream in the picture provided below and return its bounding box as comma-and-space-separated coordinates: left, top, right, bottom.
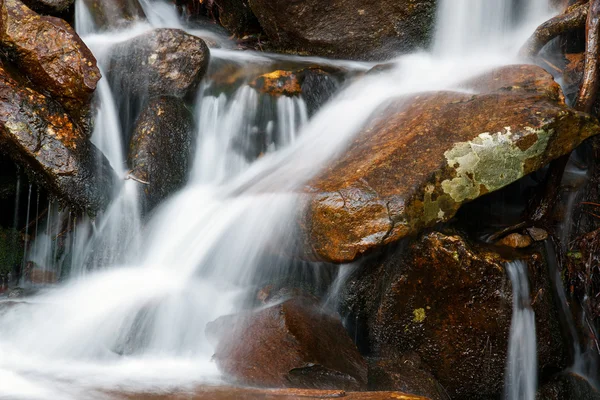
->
0, 0, 556, 398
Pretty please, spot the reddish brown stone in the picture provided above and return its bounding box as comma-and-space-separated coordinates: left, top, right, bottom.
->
249, 70, 302, 97
0, 62, 114, 213
497, 233, 533, 248
302, 65, 600, 263
0, 0, 101, 128
208, 297, 367, 391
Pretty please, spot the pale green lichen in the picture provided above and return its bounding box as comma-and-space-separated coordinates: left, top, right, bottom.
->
441, 127, 552, 203
413, 308, 426, 323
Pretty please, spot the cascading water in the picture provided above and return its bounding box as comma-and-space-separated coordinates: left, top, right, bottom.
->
0, 0, 556, 398
504, 261, 537, 400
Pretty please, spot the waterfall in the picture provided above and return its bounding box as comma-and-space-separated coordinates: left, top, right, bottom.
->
504, 261, 538, 400
0, 0, 556, 398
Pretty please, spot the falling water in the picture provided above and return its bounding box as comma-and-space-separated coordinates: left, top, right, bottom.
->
504, 261, 537, 400
0, 0, 556, 398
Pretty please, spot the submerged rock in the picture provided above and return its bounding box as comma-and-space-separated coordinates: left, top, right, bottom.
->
247, 0, 436, 60
207, 296, 368, 391
0, 0, 101, 129
81, 0, 145, 30
108, 28, 210, 99
302, 65, 600, 263
0, 63, 115, 213
340, 231, 565, 399
128, 96, 194, 213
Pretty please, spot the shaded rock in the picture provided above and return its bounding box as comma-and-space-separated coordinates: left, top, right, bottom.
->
0, 0, 101, 129
301, 68, 341, 117
128, 96, 194, 212
207, 296, 368, 391
209, 0, 261, 37
81, 0, 145, 30
0, 62, 115, 213
527, 227, 549, 241
21, 0, 74, 15
536, 372, 600, 399
114, 386, 427, 400
247, 0, 436, 60
302, 64, 600, 263
497, 233, 533, 248
340, 231, 565, 399
108, 28, 210, 99
368, 353, 449, 400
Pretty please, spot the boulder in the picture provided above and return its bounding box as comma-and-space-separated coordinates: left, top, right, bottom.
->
128, 96, 194, 212
536, 372, 600, 400
340, 231, 565, 399
108, 28, 210, 99
301, 64, 600, 263
209, 0, 261, 37
368, 353, 449, 400
0, 62, 115, 213
207, 296, 368, 391
0, 0, 101, 130
81, 0, 145, 30
21, 0, 74, 15
247, 0, 437, 60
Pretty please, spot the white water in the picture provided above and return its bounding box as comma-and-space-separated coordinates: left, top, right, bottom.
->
0, 0, 554, 398
504, 261, 537, 400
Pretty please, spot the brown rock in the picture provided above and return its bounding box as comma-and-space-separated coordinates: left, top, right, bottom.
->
0, 62, 115, 213
497, 233, 533, 248
108, 28, 210, 99
527, 227, 549, 241
21, 0, 74, 14
247, 0, 436, 60
340, 231, 565, 399
368, 353, 449, 400
115, 386, 428, 400
207, 297, 368, 391
128, 96, 194, 213
81, 0, 145, 30
0, 0, 101, 129
302, 64, 600, 263
207, 0, 261, 37
536, 372, 600, 400
28, 268, 57, 284
249, 70, 302, 97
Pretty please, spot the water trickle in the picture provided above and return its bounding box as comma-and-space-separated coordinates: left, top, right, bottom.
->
504, 260, 537, 400
21, 184, 32, 277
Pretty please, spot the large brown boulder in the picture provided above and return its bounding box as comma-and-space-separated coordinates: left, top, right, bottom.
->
128, 96, 194, 213
301, 65, 600, 263
340, 231, 565, 399
81, 0, 145, 30
207, 297, 368, 391
247, 0, 436, 60
0, 0, 101, 129
108, 28, 210, 100
0, 62, 115, 213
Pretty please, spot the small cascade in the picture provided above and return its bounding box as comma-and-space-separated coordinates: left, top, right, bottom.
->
504, 260, 537, 400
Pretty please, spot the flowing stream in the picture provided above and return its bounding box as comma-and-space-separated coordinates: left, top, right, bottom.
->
0, 0, 555, 398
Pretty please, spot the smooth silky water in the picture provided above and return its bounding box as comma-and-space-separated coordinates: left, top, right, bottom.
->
0, 0, 555, 398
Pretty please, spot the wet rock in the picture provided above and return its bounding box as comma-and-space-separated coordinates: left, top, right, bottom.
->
536, 372, 600, 399
21, 0, 74, 15
340, 231, 565, 399
81, 0, 145, 30
207, 296, 368, 391
249, 70, 302, 97
208, 0, 261, 37
301, 68, 341, 117
0, 62, 115, 213
108, 28, 210, 99
247, 0, 436, 60
128, 96, 194, 212
114, 386, 427, 400
27, 268, 57, 284
497, 233, 533, 248
368, 353, 449, 400
0, 0, 101, 129
302, 64, 600, 263
527, 227, 549, 241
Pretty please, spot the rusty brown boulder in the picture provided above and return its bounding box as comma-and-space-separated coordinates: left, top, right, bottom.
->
81, 0, 145, 30
128, 96, 194, 213
340, 231, 565, 399
0, 62, 115, 213
302, 64, 600, 263
247, 0, 436, 60
0, 0, 101, 129
207, 297, 368, 391
108, 28, 210, 100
